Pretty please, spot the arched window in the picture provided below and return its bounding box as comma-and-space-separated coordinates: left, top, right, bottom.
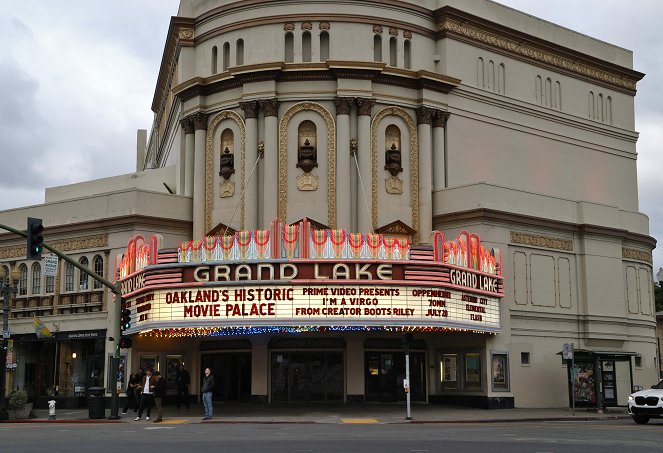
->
373, 34, 382, 62
535, 75, 542, 104
320, 31, 329, 61
588, 91, 595, 119
223, 42, 230, 71
236, 39, 244, 66
477, 57, 485, 88
554, 81, 561, 109
302, 31, 312, 62
219, 129, 235, 180
31, 262, 41, 295
64, 262, 74, 292
384, 125, 403, 176
79, 256, 89, 290
297, 120, 318, 173
389, 37, 397, 66
285, 32, 294, 63
93, 255, 104, 289
19, 264, 28, 296
212, 46, 218, 74
45, 272, 54, 294
404, 39, 411, 69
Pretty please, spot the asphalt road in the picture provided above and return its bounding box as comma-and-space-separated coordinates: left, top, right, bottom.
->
1, 419, 661, 453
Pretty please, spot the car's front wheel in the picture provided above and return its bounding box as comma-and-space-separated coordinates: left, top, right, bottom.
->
632, 415, 650, 424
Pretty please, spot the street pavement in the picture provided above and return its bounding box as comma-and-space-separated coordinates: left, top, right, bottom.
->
3, 402, 630, 424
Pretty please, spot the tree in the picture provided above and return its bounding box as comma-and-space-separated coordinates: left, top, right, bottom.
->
654, 283, 663, 313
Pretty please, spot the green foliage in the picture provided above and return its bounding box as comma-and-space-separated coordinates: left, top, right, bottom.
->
8, 389, 28, 410
655, 283, 663, 313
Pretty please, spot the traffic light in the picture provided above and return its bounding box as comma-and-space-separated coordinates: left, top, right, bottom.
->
120, 308, 132, 331
26, 217, 44, 260
119, 337, 133, 349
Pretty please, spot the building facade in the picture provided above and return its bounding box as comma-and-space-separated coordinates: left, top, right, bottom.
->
1, 0, 656, 409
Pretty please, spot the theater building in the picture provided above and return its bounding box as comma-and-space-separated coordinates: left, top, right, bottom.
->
1, 0, 657, 410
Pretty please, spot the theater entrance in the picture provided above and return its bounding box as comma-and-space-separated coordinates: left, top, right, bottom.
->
200, 352, 251, 402
270, 351, 344, 402
365, 350, 426, 402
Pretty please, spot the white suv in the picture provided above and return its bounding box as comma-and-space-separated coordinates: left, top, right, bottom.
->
628, 379, 663, 424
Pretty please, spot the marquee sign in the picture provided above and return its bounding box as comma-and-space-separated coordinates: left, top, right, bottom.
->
117, 218, 504, 335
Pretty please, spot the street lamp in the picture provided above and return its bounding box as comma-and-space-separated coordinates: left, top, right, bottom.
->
0, 265, 20, 420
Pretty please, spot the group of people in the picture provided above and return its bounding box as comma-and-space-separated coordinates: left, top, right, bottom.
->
121, 364, 215, 421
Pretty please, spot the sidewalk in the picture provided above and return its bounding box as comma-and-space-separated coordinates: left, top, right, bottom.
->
3, 403, 630, 424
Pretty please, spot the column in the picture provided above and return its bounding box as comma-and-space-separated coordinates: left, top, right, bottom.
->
192, 112, 208, 240
356, 98, 375, 234
335, 97, 353, 231
416, 107, 434, 244
260, 99, 280, 225
432, 111, 449, 192
179, 117, 195, 197
240, 101, 259, 230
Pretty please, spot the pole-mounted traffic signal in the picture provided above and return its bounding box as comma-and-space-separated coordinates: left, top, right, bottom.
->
26, 217, 44, 260
120, 308, 132, 331
119, 337, 133, 349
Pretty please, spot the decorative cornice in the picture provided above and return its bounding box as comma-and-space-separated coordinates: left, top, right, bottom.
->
239, 100, 259, 119
433, 110, 450, 128
283, 23, 295, 32
192, 112, 209, 130
334, 97, 353, 115
319, 22, 330, 31
436, 9, 642, 93
622, 248, 652, 264
180, 116, 194, 135
356, 98, 375, 116
403, 30, 412, 39
510, 231, 573, 251
416, 106, 435, 125
259, 98, 279, 117
301, 22, 313, 31
0, 235, 109, 260
389, 27, 399, 36
373, 25, 383, 34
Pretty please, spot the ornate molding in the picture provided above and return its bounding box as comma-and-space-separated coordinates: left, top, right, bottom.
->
510, 231, 573, 251
389, 27, 399, 36
416, 106, 434, 125
301, 22, 313, 31
334, 97, 353, 115
278, 102, 336, 227
205, 110, 246, 233
284, 23, 295, 32
371, 106, 419, 242
319, 22, 330, 31
622, 248, 652, 264
180, 116, 194, 135
373, 25, 383, 34
297, 173, 319, 191
219, 180, 235, 198
239, 101, 259, 119
192, 112, 209, 131
0, 234, 109, 260
433, 111, 450, 128
385, 176, 403, 194
356, 98, 375, 116
178, 28, 194, 40
259, 98, 279, 117
438, 16, 637, 92
403, 30, 412, 39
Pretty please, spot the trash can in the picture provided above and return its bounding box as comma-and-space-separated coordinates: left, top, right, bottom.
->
88, 387, 106, 419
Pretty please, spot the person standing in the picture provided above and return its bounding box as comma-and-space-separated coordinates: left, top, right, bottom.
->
134, 367, 145, 410
201, 367, 215, 420
122, 373, 138, 414
153, 371, 166, 423
135, 368, 155, 421
176, 364, 190, 409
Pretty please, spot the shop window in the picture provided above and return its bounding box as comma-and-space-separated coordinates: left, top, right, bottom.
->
212, 45, 218, 74
521, 352, 530, 365
223, 42, 230, 71
18, 263, 28, 296
302, 31, 312, 62
285, 32, 294, 63
404, 39, 411, 69
464, 353, 482, 389
79, 256, 89, 290
65, 261, 74, 292
635, 355, 642, 368
319, 31, 329, 61
373, 34, 382, 62
236, 39, 244, 66
440, 354, 458, 389
93, 255, 104, 289
31, 262, 41, 295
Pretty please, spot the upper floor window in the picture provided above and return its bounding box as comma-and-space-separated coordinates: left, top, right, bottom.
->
212, 46, 218, 74
404, 40, 411, 69
223, 42, 230, 71
389, 37, 397, 66
236, 39, 244, 66
79, 257, 89, 290
31, 262, 41, 295
320, 31, 329, 61
65, 262, 74, 292
302, 31, 312, 62
18, 264, 28, 296
93, 255, 104, 289
373, 34, 382, 62
285, 32, 294, 63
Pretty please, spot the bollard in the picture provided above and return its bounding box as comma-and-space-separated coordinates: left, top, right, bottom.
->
48, 400, 56, 420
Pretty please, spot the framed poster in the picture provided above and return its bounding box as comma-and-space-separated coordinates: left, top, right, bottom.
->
107, 354, 126, 392
491, 352, 509, 391
140, 355, 158, 372
166, 355, 183, 387
464, 353, 482, 389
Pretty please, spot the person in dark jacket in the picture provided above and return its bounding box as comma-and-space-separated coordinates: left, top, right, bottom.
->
122, 373, 138, 414
135, 368, 155, 421
201, 367, 215, 420
175, 364, 190, 409
153, 371, 166, 423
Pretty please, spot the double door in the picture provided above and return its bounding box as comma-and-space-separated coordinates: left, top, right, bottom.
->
200, 352, 251, 402
365, 351, 426, 402
271, 351, 344, 402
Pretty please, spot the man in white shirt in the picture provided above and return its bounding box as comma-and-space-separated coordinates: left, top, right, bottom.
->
134, 368, 155, 421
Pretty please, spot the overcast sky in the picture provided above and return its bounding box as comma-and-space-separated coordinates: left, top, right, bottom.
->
1, 1, 662, 270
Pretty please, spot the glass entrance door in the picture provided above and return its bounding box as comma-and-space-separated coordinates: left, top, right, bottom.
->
200, 352, 251, 402
271, 352, 343, 402
601, 360, 617, 406
365, 351, 426, 402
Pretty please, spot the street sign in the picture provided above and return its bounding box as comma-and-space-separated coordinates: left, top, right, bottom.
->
563, 342, 574, 360
44, 255, 58, 277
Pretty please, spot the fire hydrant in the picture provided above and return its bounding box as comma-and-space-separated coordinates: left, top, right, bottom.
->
48, 400, 56, 420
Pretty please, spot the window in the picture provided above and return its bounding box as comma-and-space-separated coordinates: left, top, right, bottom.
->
0, 265, 8, 286
223, 42, 230, 71
212, 46, 218, 74
635, 355, 642, 368
373, 34, 382, 62
319, 31, 329, 61
521, 352, 530, 365
18, 264, 28, 296
404, 39, 411, 69
285, 32, 294, 63
464, 353, 482, 389
389, 37, 397, 66
65, 262, 74, 292
440, 354, 458, 389
93, 255, 104, 289
302, 31, 311, 62
31, 262, 41, 295
236, 39, 244, 66
45, 274, 54, 294
79, 257, 89, 290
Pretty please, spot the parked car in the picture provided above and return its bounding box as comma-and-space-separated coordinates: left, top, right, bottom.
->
628, 379, 663, 424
